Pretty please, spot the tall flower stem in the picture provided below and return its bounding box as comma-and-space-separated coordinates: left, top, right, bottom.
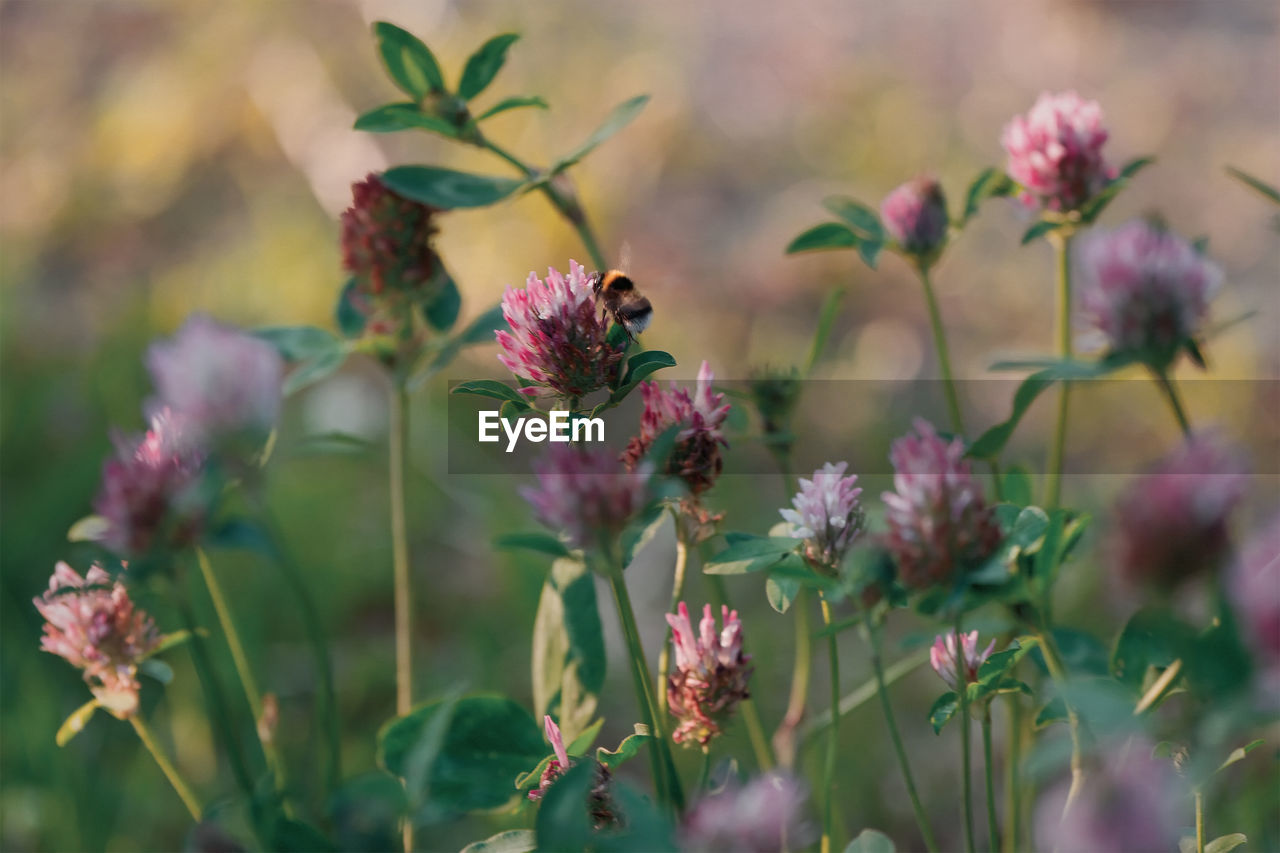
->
604, 542, 684, 812
1155, 370, 1193, 437
1002, 692, 1023, 852
862, 608, 939, 853
918, 266, 964, 436
981, 709, 1000, 852
130, 714, 203, 821
1044, 230, 1075, 509
479, 137, 609, 271
773, 587, 813, 769
1195, 790, 1206, 853
194, 547, 284, 790
705, 574, 774, 770
657, 509, 691, 714
1036, 626, 1085, 846
955, 616, 976, 853
819, 595, 840, 853
389, 383, 413, 719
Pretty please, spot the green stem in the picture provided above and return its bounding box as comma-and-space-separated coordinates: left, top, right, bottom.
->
130, 715, 203, 821
705, 574, 774, 770
604, 545, 683, 811
773, 587, 813, 769
696, 747, 713, 794
1002, 689, 1023, 853
956, 617, 976, 853
918, 266, 965, 435
982, 710, 999, 852
389, 382, 414, 853
480, 138, 609, 271
1044, 231, 1074, 509
862, 609, 938, 852
1195, 790, 1205, 853
658, 509, 690, 714
194, 547, 284, 790
819, 595, 840, 853
1155, 370, 1193, 437
1037, 628, 1085, 850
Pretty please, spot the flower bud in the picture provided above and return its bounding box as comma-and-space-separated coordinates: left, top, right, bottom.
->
340, 173, 441, 298
1002, 91, 1112, 212
622, 361, 730, 497
930, 630, 995, 691
880, 176, 949, 260
666, 602, 753, 748
779, 462, 865, 573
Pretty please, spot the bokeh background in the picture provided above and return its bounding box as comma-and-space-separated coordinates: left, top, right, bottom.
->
2, 0, 1278, 850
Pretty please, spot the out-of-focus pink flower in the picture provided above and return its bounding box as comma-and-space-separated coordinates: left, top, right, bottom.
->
881, 176, 949, 260
779, 462, 865, 573
1229, 513, 1280, 701
1034, 740, 1181, 852
1078, 221, 1222, 367
1002, 91, 1113, 212
528, 715, 570, 802
622, 361, 730, 496
681, 772, 817, 852
930, 630, 996, 691
1111, 436, 1247, 587
666, 602, 753, 747
341, 173, 440, 297
34, 562, 161, 716
496, 261, 626, 401
882, 419, 1001, 590
521, 445, 650, 549
146, 314, 283, 447
93, 409, 207, 557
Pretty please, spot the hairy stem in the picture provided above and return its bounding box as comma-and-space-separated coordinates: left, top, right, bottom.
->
982, 710, 1000, 852
705, 574, 774, 770
1155, 370, 1193, 438
1044, 230, 1074, 509
956, 617, 976, 853
130, 715, 203, 821
820, 595, 840, 853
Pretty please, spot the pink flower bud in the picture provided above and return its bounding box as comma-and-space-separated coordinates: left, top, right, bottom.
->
520, 445, 651, 549
340, 173, 441, 296
880, 176, 949, 260
665, 602, 753, 747
496, 262, 626, 401
930, 630, 996, 691
622, 361, 730, 496
779, 462, 864, 573
1002, 91, 1113, 212
34, 562, 161, 717
882, 419, 1001, 590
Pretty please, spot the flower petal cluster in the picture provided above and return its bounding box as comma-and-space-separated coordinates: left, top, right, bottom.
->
93, 408, 207, 557
622, 361, 730, 496
681, 772, 816, 852
930, 630, 996, 691
34, 562, 161, 716
881, 176, 949, 259
146, 314, 283, 447
1078, 220, 1222, 368
521, 445, 650, 549
779, 462, 864, 573
1111, 436, 1247, 587
882, 419, 1001, 589
496, 261, 626, 400
341, 172, 441, 297
527, 716, 616, 828
1002, 91, 1112, 212
666, 602, 753, 747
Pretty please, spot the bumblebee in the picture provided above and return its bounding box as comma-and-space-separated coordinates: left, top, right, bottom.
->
591, 269, 653, 338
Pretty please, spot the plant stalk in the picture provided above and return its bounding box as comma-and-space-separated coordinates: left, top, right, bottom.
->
657, 509, 690, 714
705, 574, 774, 770
130, 714, 203, 821
918, 267, 965, 435
1044, 231, 1074, 509
819, 595, 840, 853
1155, 370, 1193, 438
389, 382, 414, 853
773, 587, 813, 769
982, 710, 1000, 852
955, 618, 976, 853
1002, 692, 1023, 853
1195, 790, 1205, 853
1037, 628, 1085, 850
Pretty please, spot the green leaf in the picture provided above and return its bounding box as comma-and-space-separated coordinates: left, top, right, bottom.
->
335, 279, 367, 339
533, 761, 595, 851
458, 33, 520, 100
422, 266, 461, 332
145, 629, 200, 659
377, 695, 545, 813
407, 304, 507, 390
1034, 697, 1067, 729
785, 222, 859, 254
1226, 166, 1280, 205
462, 830, 537, 853
766, 576, 801, 613
451, 379, 529, 404
477, 96, 548, 120
55, 699, 100, 746
381, 165, 525, 210
1080, 156, 1155, 224
353, 103, 458, 137
494, 532, 571, 558
703, 536, 799, 575
531, 557, 604, 746
553, 95, 650, 172
67, 514, 109, 543
929, 691, 958, 734
804, 287, 845, 375
373, 22, 445, 99
596, 727, 653, 770
1110, 608, 1197, 690
961, 167, 1016, 224
609, 350, 676, 402
139, 658, 173, 685
1205, 834, 1248, 853
1215, 739, 1264, 776
256, 325, 340, 362
822, 195, 886, 241
284, 349, 347, 396
270, 817, 337, 853
1021, 219, 1063, 245
1001, 466, 1033, 507
620, 503, 667, 567
844, 829, 897, 853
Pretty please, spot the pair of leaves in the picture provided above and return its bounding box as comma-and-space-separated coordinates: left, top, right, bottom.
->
786, 195, 885, 268
374, 23, 520, 104
928, 637, 1039, 733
